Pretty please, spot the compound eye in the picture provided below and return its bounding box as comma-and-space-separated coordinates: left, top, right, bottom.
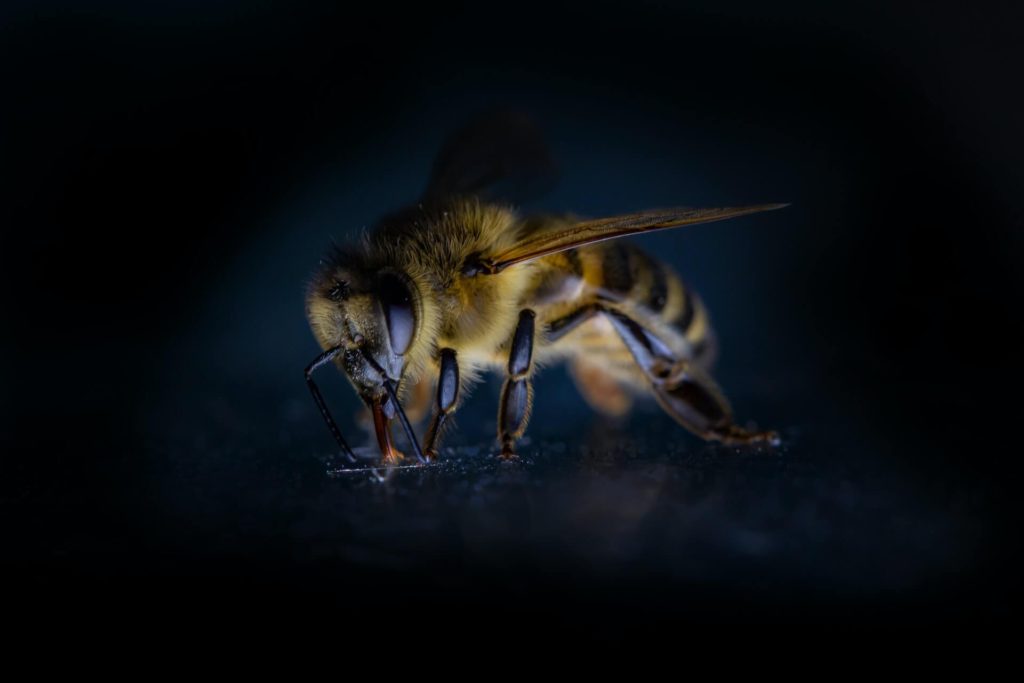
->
379, 273, 415, 355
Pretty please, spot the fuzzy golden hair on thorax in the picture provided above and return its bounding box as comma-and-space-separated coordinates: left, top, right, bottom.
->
305, 198, 525, 391
360, 197, 538, 366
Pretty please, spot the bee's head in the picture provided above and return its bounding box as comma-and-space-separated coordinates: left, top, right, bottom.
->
306, 258, 420, 408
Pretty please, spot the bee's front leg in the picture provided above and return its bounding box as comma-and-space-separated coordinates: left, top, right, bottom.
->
423, 348, 460, 461
498, 309, 537, 459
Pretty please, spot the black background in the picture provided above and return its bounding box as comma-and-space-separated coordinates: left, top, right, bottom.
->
3, 1, 1023, 643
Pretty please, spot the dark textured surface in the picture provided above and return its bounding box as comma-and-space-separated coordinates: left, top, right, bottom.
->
122, 337, 1001, 628
146, 424, 979, 601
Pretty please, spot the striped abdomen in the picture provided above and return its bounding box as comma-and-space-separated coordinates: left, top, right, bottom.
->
537, 242, 715, 363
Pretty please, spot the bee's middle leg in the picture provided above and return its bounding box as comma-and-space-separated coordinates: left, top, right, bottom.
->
498, 309, 537, 459
423, 348, 460, 461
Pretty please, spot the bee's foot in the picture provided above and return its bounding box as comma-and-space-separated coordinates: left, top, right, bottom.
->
324, 455, 347, 470
424, 448, 440, 463
498, 443, 520, 461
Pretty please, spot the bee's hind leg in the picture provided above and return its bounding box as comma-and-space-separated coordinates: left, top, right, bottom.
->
497, 309, 537, 459
651, 361, 779, 445
603, 308, 779, 447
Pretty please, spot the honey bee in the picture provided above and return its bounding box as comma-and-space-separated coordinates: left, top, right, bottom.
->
305, 113, 785, 468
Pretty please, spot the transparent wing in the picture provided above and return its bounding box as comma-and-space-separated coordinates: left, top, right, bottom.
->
422, 109, 557, 204
481, 204, 788, 273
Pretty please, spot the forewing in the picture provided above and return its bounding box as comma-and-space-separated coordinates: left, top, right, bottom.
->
484, 204, 788, 272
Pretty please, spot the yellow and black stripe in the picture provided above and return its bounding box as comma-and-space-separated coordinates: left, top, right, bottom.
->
579, 242, 714, 361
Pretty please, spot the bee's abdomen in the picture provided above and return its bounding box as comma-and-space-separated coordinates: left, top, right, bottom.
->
581, 243, 714, 361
